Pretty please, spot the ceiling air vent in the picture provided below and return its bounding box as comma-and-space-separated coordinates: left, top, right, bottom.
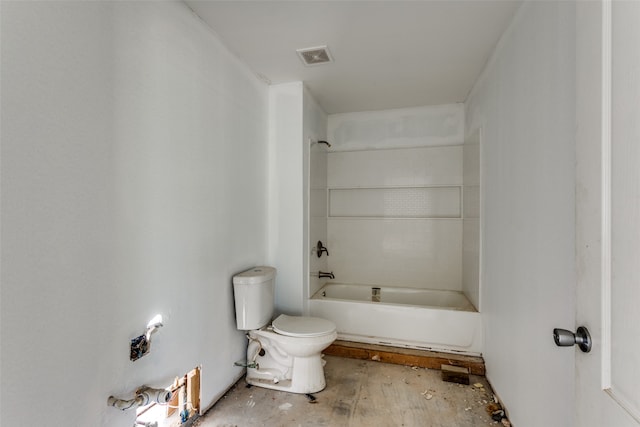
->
296, 45, 333, 66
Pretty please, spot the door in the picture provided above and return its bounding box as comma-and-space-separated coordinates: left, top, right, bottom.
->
575, 1, 640, 426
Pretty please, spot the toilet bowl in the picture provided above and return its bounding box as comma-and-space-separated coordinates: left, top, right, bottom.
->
233, 267, 337, 394
246, 314, 337, 393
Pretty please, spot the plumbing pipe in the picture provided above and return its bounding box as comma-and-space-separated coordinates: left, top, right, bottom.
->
108, 395, 144, 411
145, 321, 163, 342
137, 387, 172, 406
247, 367, 286, 383
247, 336, 263, 364
247, 335, 292, 370
107, 387, 172, 411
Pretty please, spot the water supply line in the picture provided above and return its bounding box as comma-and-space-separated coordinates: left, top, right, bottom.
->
246, 335, 263, 368
145, 319, 163, 342
245, 336, 290, 384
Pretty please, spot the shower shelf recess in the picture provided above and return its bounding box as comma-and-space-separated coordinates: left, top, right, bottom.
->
328, 185, 462, 219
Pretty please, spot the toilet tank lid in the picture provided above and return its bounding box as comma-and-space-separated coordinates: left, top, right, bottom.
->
272, 314, 336, 337
233, 266, 276, 285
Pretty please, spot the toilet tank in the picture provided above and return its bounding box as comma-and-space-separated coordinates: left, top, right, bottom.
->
233, 266, 276, 330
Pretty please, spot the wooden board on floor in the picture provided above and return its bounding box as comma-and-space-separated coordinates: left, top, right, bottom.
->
323, 340, 485, 376
441, 364, 470, 385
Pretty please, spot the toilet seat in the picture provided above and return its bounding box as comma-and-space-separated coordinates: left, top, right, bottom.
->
272, 314, 336, 338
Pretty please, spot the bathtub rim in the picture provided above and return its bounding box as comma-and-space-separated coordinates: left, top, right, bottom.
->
308, 283, 483, 356
310, 282, 478, 313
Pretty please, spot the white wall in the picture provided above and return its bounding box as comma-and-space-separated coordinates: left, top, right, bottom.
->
465, 2, 576, 426
267, 82, 304, 315
1, 2, 268, 425
267, 83, 327, 313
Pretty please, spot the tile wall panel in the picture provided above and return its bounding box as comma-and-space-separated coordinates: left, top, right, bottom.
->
328, 146, 462, 188
326, 145, 464, 292
327, 218, 463, 289
329, 187, 461, 218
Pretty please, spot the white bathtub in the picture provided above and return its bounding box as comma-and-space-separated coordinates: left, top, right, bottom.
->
309, 283, 482, 355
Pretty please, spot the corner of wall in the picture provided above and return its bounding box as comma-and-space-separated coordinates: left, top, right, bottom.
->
267, 82, 305, 314
303, 88, 329, 311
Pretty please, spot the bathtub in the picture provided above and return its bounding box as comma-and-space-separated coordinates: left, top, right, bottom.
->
309, 283, 482, 355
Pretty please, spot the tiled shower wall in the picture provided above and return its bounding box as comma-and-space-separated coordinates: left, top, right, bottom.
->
323, 103, 467, 291
309, 146, 328, 298
463, 130, 481, 310
326, 146, 463, 290
306, 88, 329, 300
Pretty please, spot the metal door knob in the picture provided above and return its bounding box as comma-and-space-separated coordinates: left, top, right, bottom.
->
553, 326, 592, 353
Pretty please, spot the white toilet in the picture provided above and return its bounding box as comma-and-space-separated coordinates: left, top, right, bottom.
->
233, 266, 337, 394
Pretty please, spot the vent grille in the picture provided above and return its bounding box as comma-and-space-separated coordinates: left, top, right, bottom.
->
296, 46, 333, 66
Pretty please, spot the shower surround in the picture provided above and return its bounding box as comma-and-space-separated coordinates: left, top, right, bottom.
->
308, 104, 481, 355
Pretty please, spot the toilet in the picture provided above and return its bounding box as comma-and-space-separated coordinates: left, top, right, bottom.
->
233, 266, 337, 394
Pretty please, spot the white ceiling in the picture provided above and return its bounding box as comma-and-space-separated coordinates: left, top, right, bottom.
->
185, 1, 521, 114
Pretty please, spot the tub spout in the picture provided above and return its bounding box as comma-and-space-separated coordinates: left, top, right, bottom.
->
318, 271, 335, 279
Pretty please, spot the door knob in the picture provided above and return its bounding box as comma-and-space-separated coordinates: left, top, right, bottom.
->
553, 326, 592, 353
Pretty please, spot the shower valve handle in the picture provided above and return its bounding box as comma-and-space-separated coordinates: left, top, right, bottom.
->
316, 241, 329, 258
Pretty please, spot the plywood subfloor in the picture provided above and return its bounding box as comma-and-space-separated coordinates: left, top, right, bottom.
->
195, 356, 501, 427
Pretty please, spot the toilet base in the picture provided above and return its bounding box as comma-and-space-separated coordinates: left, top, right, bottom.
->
246, 354, 328, 394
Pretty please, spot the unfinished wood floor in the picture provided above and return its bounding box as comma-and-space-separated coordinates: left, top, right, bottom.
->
195, 356, 500, 427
